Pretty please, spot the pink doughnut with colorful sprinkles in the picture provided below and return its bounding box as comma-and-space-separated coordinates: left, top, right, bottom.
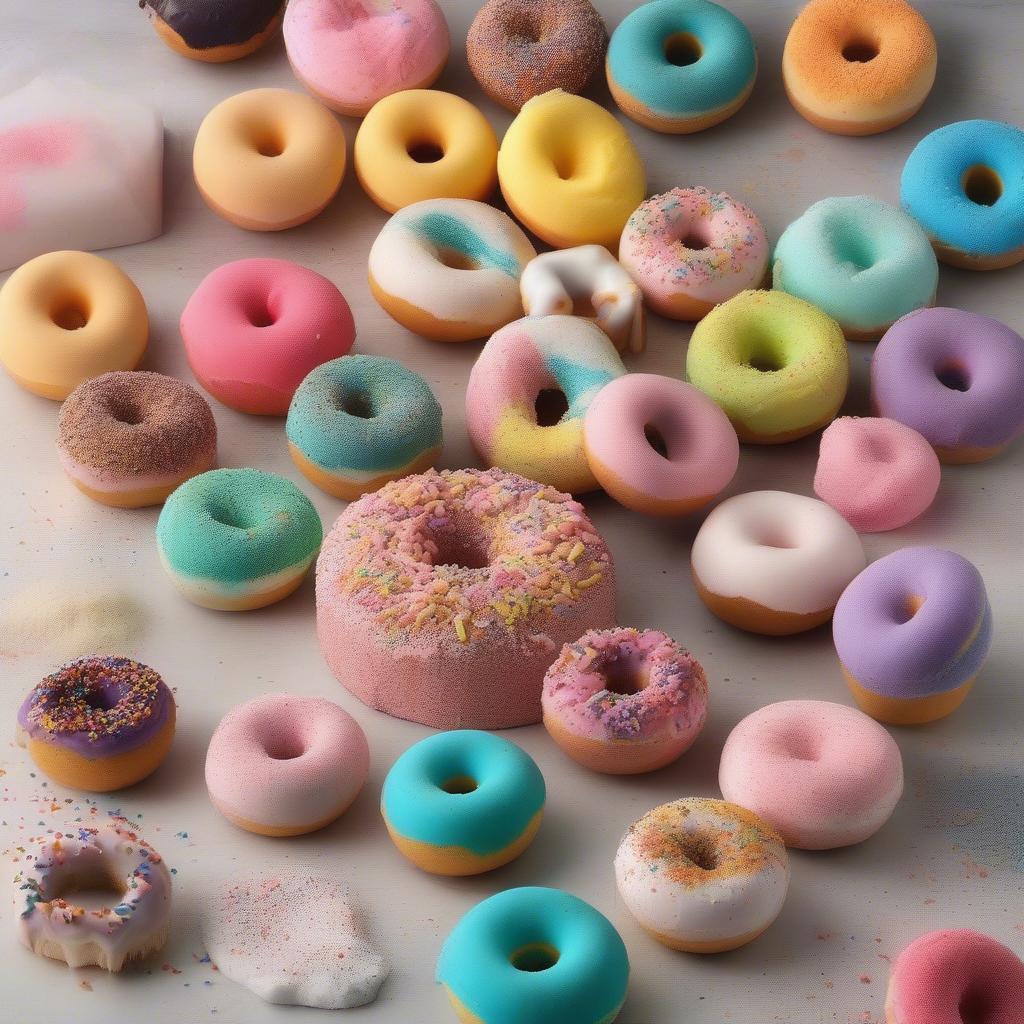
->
619, 186, 769, 321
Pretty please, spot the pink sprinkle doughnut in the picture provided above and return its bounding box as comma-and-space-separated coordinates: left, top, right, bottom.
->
814, 416, 941, 533
205, 693, 369, 837
181, 258, 355, 416
886, 929, 1024, 1024
583, 374, 739, 517
283, 0, 450, 117
718, 699, 903, 850
619, 186, 769, 322
542, 627, 708, 774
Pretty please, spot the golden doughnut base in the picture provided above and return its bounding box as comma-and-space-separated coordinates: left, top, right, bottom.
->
843, 668, 975, 726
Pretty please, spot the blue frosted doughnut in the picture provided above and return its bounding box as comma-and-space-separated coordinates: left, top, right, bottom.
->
607, 0, 757, 134
901, 119, 1024, 270
772, 195, 938, 341
437, 886, 629, 1024
286, 354, 443, 500
381, 730, 545, 876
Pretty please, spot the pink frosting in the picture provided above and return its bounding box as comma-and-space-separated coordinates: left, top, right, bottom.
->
718, 700, 903, 850
542, 627, 707, 745
583, 374, 738, 512
283, 0, 450, 115
888, 929, 1024, 1024
814, 416, 941, 533
205, 693, 369, 832
181, 258, 355, 416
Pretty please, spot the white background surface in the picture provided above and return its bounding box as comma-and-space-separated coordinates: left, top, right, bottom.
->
1, 1, 1023, 1021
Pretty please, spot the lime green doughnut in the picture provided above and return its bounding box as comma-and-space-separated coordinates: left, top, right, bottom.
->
686, 290, 848, 443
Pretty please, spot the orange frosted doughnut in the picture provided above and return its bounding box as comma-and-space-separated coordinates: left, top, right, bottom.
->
782, 0, 937, 136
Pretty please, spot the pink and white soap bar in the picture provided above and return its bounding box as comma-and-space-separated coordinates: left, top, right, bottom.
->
0, 76, 163, 270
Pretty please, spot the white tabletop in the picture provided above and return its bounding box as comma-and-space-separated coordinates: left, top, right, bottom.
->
1, 1, 1022, 1021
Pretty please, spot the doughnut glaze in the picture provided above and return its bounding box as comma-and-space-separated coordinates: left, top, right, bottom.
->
872, 307, 1024, 463
381, 730, 545, 875
719, 700, 903, 849
583, 374, 739, 517
619, 187, 769, 321
691, 490, 867, 635
142, 0, 284, 62
833, 546, 992, 725
181, 258, 355, 416
467, 0, 608, 112
205, 693, 369, 837
542, 628, 708, 775
58, 372, 217, 508
615, 798, 789, 953
773, 195, 938, 341
466, 315, 626, 494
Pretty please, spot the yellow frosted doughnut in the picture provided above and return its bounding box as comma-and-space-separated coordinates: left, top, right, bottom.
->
193, 88, 347, 231
0, 251, 148, 401
354, 90, 498, 213
497, 90, 646, 249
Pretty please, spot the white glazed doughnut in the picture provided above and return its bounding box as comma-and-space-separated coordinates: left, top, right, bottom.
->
519, 245, 645, 354
614, 797, 789, 953
16, 821, 172, 970
690, 490, 867, 635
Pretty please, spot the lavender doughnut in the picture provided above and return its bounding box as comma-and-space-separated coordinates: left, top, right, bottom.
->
872, 307, 1024, 463
833, 547, 992, 726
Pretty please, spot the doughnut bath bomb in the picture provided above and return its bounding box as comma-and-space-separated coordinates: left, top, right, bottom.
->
814, 417, 941, 532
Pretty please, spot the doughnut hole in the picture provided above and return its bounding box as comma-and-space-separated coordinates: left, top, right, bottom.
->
437, 248, 478, 271
664, 32, 703, 67
534, 387, 569, 426
427, 509, 493, 570
644, 423, 670, 458
935, 361, 971, 392
252, 125, 286, 158
958, 986, 994, 1024
510, 943, 560, 972
778, 728, 821, 762
841, 39, 879, 63
262, 729, 307, 761
105, 392, 145, 426
331, 385, 376, 419
676, 830, 720, 871
50, 293, 91, 331
42, 853, 126, 913
677, 221, 713, 252
440, 775, 478, 794
749, 522, 798, 550
741, 327, 788, 374
245, 294, 278, 328
962, 165, 1003, 207
602, 656, 650, 695
407, 140, 445, 164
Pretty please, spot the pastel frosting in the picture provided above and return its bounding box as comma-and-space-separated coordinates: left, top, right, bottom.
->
436, 887, 629, 1024
772, 195, 938, 338
144, 0, 283, 49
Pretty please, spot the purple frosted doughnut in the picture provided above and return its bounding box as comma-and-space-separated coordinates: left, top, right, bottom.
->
832, 547, 992, 726
872, 306, 1024, 463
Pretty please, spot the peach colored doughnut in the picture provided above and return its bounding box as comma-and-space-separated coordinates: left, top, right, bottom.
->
584, 374, 738, 517
814, 416, 940, 532
181, 259, 355, 416
718, 700, 903, 850
205, 693, 369, 837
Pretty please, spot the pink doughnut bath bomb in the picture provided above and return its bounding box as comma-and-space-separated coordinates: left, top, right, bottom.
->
718, 699, 903, 850
584, 373, 739, 517
886, 929, 1024, 1024
284, 0, 450, 118
181, 258, 355, 416
205, 693, 369, 837
814, 416, 941, 533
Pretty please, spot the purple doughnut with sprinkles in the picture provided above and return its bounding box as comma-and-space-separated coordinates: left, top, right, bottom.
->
618, 186, 769, 321
872, 306, 1024, 463
542, 627, 709, 774
315, 467, 616, 730
833, 547, 992, 726
16, 656, 176, 792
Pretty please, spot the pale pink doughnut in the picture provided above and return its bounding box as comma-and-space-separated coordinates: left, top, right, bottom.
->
283, 0, 450, 117
205, 693, 369, 837
619, 186, 769, 321
584, 373, 739, 516
181, 258, 355, 416
814, 416, 941, 533
718, 699, 903, 850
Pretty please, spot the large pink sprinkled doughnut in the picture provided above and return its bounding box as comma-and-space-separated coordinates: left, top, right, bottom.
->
886, 929, 1024, 1024
618, 186, 769, 321
181, 258, 355, 416
205, 693, 369, 837
718, 700, 903, 850
583, 374, 739, 517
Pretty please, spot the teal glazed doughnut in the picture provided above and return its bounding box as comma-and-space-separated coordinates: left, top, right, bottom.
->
607, 0, 757, 134
437, 886, 629, 1024
156, 468, 322, 611
901, 119, 1024, 270
381, 730, 545, 876
286, 355, 443, 500
773, 196, 938, 341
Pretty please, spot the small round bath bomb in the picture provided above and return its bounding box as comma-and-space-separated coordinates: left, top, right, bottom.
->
814, 416, 940, 533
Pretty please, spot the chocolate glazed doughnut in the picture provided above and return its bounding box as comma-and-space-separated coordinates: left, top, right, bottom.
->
140, 0, 285, 62
467, 0, 608, 111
